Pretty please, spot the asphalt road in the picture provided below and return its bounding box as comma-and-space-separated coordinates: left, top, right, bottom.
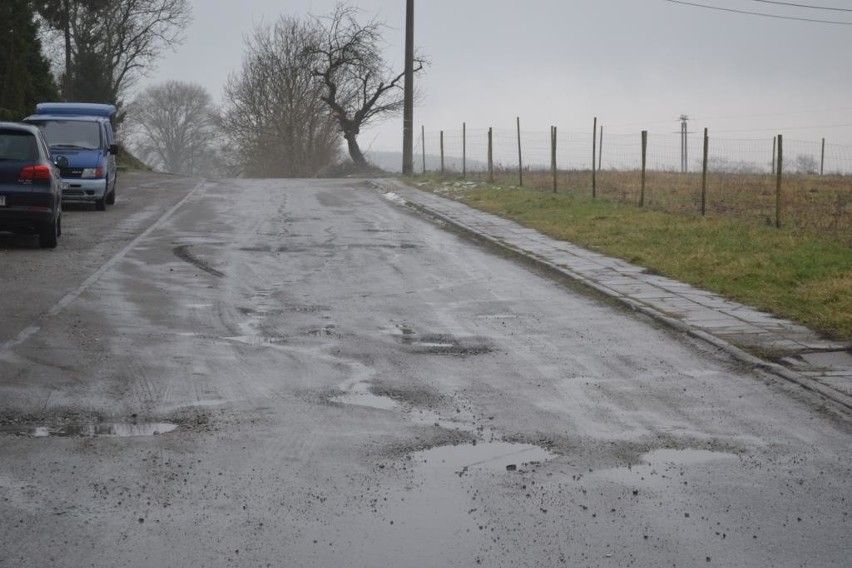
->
0, 173, 849, 567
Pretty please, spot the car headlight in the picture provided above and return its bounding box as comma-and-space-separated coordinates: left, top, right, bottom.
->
81, 167, 105, 178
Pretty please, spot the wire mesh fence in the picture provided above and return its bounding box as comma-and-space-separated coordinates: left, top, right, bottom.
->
414, 123, 852, 244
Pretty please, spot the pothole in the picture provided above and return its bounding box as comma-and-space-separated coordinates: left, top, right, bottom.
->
596, 447, 741, 487
172, 244, 224, 278
381, 325, 493, 356
413, 441, 556, 477
331, 381, 400, 411
0, 421, 178, 438
222, 335, 288, 346
305, 325, 337, 337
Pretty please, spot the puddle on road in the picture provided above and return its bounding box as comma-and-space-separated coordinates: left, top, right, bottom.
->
414, 441, 556, 476
597, 447, 741, 487
1, 422, 178, 438
222, 335, 288, 346
295, 439, 556, 566
380, 325, 493, 356
640, 448, 741, 466
331, 381, 400, 411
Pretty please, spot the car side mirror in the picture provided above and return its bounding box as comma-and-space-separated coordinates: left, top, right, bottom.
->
109, 144, 119, 156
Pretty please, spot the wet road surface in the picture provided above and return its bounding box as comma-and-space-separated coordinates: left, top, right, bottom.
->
1, 175, 850, 567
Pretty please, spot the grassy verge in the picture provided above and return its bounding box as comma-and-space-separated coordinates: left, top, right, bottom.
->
413, 176, 852, 342
117, 143, 151, 171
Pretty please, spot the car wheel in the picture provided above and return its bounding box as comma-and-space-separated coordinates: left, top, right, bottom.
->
95, 195, 106, 211
39, 216, 59, 248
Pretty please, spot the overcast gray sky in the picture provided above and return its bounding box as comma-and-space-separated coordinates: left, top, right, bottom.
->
146, 0, 852, 152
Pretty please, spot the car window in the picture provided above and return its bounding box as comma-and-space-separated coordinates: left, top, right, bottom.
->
32, 120, 102, 150
0, 131, 38, 161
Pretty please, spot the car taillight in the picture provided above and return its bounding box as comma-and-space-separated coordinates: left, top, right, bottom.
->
19, 165, 52, 182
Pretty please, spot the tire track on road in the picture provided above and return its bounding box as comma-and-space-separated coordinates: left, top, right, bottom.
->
0, 180, 208, 360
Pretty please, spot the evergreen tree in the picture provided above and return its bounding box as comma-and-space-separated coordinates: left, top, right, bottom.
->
0, 0, 59, 120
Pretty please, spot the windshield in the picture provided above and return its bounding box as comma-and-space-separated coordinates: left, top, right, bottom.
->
33, 120, 102, 150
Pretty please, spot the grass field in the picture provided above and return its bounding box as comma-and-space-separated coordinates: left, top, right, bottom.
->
415, 172, 852, 342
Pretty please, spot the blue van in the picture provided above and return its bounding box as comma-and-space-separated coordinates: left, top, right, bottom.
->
24, 103, 118, 211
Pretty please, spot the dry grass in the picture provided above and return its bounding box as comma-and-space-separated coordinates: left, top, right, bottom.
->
464, 169, 852, 246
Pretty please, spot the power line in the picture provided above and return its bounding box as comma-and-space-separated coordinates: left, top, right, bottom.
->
749, 0, 852, 13
663, 0, 852, 24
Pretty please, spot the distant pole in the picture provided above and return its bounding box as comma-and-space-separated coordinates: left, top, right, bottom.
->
598, 125, 604, 170
517, 117, 523, 187
421, 125, 426, 174
551, 126, 557, 193
592, 117, 597, 198
679, 114, 689, 173
462, 122, 467, 179
701, 128, 709, 216
820, 138, 825, 176
776, 134, 783, 229
772, 136, 777, 174
487, 127, 494, 183
401, 0, 415, 175
640, 130, 647, 207
440, 130, 444, 175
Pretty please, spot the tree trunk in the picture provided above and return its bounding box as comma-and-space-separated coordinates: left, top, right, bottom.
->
63, 0, 72, 100
344, 130, 367, 167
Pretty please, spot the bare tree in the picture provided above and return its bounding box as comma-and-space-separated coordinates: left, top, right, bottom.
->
220, 17, 340, 177
126, 81, 219, 175
37, 0, 191, 104
793, 154, 819, 175
306, 3, 425, 167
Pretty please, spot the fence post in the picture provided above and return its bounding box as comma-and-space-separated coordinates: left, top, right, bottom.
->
440, 130, 444, 175
421, 125, 426, 174
599, 124, 604, 170
488, 127, 494, 183
551, 126, 557, 193
771, 136, 776, 174
776, 134, 783, 229
517, 116, 523, 187
701, 128, 709, 216
592, 117, 597, 198
821, 138, 825, 176
462, 122, 467, 179
640, 130, 647, 207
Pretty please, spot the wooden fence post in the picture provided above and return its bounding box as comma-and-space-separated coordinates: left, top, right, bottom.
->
776, 134, 783, 229
517, 117, 523, 187
599, 124, 604, 171
821, 138, 825, 176
440, 130, 444, 175
771, 136, 776, 175
462, 122, 467, 179
488, 127, 494, 183
640, 130, 647, 207
701, 128, 709, 216
592, 117, 597, 198
551, 126, 557, 193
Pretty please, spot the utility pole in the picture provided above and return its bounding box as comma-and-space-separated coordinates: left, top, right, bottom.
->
401, 0, 415, 175
679, 114, 689, 173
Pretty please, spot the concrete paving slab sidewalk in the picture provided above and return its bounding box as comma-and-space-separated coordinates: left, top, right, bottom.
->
370, 178, 852, 410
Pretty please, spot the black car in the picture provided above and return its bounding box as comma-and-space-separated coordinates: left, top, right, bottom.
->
0, 122, 63, 248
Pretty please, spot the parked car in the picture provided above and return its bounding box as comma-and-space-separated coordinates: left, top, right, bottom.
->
0, 122, 63, 248
24, 103, 118, 211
